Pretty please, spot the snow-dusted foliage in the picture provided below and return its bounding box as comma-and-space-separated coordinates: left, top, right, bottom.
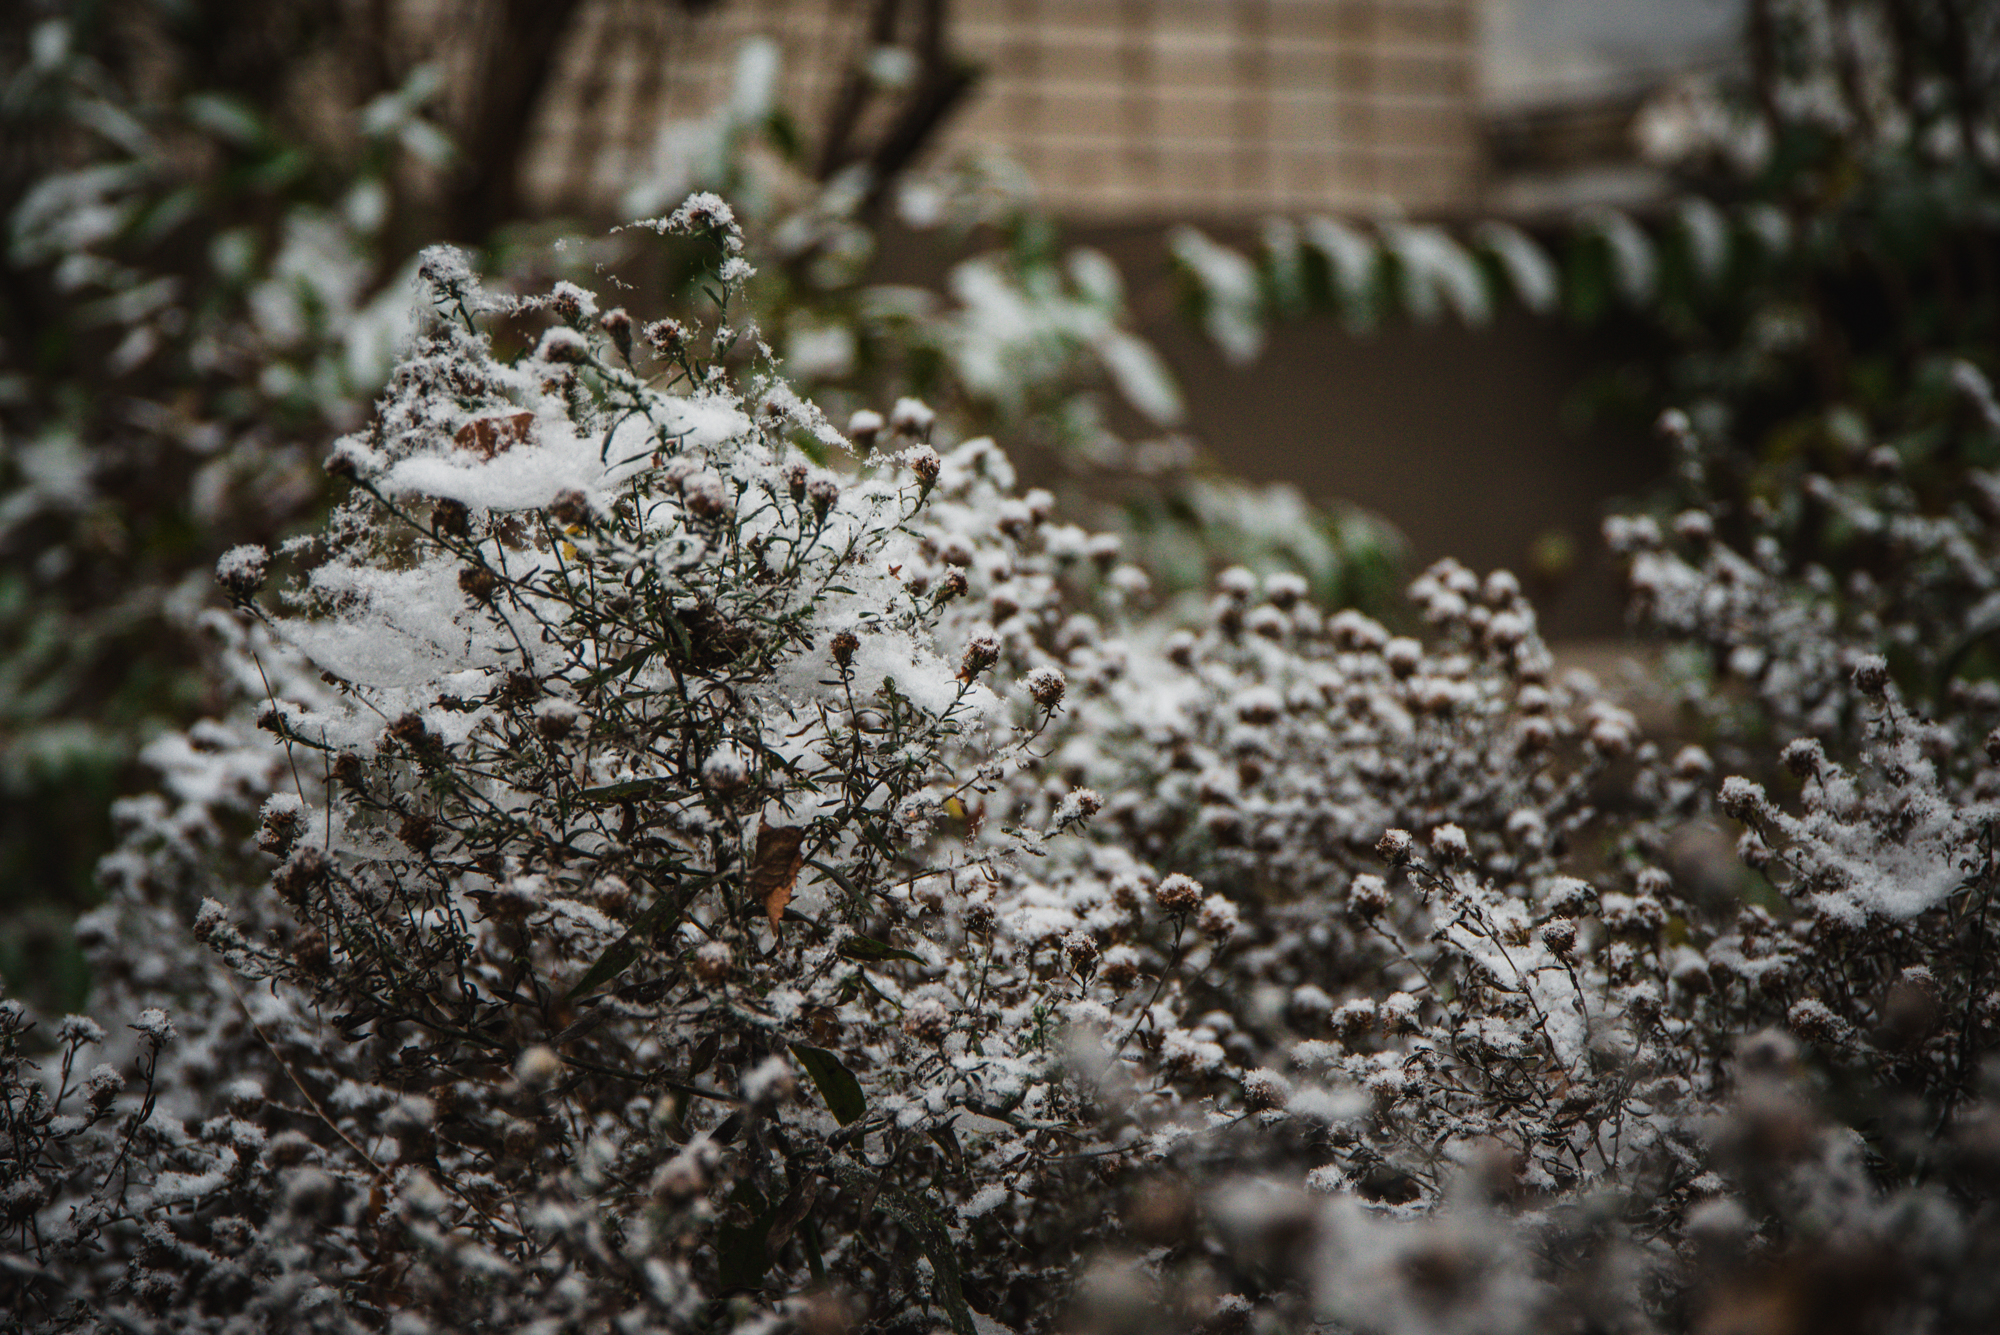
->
10, 172, 2000, 1329
11, 206, 1140, 1330
1613, 393, 2000, 742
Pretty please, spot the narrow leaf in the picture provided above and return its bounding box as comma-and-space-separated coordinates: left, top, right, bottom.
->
576, 642, 656, 689
575, 776, 673, 803
926, 1120, 966, 1176
688, 1031, 720, 1079
830, 1155, 975, 1335
564, 875, 707, 1001
838, 935, 924, 965
715, 1222, 766, 1290
789, 1043, 866, 1125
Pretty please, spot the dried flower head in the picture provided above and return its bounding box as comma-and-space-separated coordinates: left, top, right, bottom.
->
1376, 828, 1415, 865
902, 997, 950, 1043
906, 446, 942, 488
847, 408, 884, 449
1852, 654, 1891, 698
215, 544, 270, 599
959, 631, 1001, 681
889, 396, 935, 439
1154, 873, 1204, 914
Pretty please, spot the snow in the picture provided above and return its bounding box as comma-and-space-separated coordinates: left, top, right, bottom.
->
1095, 330, 1183, 425
1474, 220, 1558, 314
959, 1184, 1011, 1220
1588, 208, 1657, 305
1304, 216, 1378, 307
1678, 196, 1731, 286
1384, 223, 1491, 325
148, 1150, 237, 1207
1168, 226, 1265, 364
373, 391, 749, 513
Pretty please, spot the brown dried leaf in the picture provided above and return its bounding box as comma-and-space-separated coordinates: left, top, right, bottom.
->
750, 822, 806, 936
453, 411, 535, 459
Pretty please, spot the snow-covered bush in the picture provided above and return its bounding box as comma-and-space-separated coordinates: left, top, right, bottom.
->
6, 195, 1333, 1331
9, 173, 2000, 1331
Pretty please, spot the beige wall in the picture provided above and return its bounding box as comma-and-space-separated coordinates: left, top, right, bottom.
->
506, 0, 1482, 219
947, 0, 1479, 217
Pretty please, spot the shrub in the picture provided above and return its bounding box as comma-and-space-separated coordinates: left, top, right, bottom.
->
8, 181, 2000, 1333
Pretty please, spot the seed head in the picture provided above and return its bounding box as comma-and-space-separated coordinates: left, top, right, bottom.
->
1265, 571, 1308, 610
538, 326, 589, 364
397, 812, 438, 856
1198, 894, 1239, 942
599, 307, 634, 359
1385, 637, 1423, 677
1718, 776, 1768, 821
1026, 666, 1067, 708
806, 472, 841, 517
515, 1046, 563, 1090
1154, 873, 1203, 914
959, 632, 1001, 681
1546, 877, 1596, 917
902, 998, 950, 1043
889, 396, 935, 439
535, 699, 581, 741
1347, 874, 1392, 919
682, 471, 729, 519
1781, 737, 1824, 778
1852, 654, 1890, 698
257, 794, 306, 858
701, 745, 751, 793
1429, 823, 1469, 864
906, 446, 942, 489
692, 940, 733, 986
549, 489, 592, 528
1375, 828, 1415, 865
1053, 787, 1102, 826
847, 409, 884, 450
459, 564, 498, 604
644, 318, 688, 356
216, 545, 270, 600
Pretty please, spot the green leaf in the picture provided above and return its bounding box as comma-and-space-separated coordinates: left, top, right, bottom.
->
658, 608, 695, 664
576, 642, 657, 689
575, 777, 674, 804
830, 1155, 975, 1335
789, 1043, 866, 1125
838, 935, 924, 965
716, 1183, 775, 1291
926, 1120, 966, 1177
904, 1194, 976, 1335
688, 1031, 720, 1079
564, 875, 709, 1001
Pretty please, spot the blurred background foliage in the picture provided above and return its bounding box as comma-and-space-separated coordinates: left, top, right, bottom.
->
1172, 0, 2000, 588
